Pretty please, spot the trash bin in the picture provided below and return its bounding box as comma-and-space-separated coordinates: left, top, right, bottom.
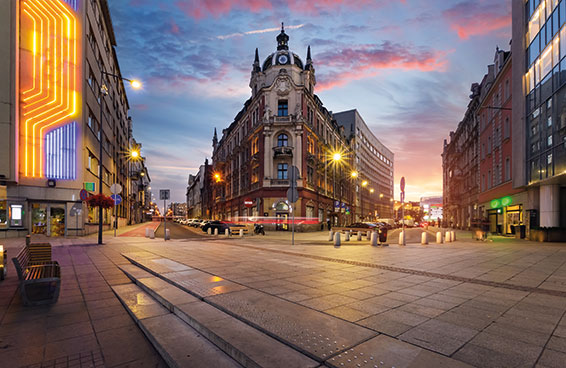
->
378, 228, 388, 243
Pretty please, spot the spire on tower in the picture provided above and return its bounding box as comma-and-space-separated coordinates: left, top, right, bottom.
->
253, 48, 261, 72
276, 22, 289, 50
307, 45, 312, 62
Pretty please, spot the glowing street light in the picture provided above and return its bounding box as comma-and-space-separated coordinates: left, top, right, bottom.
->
380, 193, 384, 198
361, 180, 368, 187
370, 188, 374, 194
213, 173, 222, 182
332, 152, 342, 162
130, 79, 142, 89
351, 171, 358, 178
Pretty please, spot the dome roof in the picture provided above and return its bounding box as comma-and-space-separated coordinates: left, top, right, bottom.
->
261, 24, 306, 72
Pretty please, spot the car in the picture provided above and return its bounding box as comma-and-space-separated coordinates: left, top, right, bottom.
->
199, 220, 210, 228
191, 219, 203, 227
346, 222, 379, 230
202, 220, 225, 233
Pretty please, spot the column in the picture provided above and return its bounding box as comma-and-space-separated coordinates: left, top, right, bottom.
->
540, 184, 560, 227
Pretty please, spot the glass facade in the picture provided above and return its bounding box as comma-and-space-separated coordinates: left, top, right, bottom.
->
526, 0, 566, 182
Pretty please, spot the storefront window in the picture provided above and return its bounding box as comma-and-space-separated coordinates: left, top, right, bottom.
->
50, 206, 65, 237
32, 204, 47, 234
0, 201, 6, 226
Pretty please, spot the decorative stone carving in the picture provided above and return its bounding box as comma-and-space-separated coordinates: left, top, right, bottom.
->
275, 78, 291, 96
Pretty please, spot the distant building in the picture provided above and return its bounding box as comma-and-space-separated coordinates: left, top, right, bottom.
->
420, 196, 443, 221
333, 110, 394, 219
169, 202, 187, 217
186, 159, 212, 219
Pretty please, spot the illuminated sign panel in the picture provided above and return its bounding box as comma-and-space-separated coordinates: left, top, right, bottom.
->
19, 0, 80, 179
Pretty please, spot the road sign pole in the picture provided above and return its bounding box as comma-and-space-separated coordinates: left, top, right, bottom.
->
164, 199, 167, 241
114, 195, 117, 238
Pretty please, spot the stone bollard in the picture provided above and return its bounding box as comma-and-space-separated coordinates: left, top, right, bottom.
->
421, 232, 428, 245
436, 231, 443, 244
329, 231, 334, 241
214, 228, 218, 236
145, 228, 150, 238
149, 229, 155, 239
366, 230, 371, 239
445, 231, 451, 242
451, 231, 456, 241
225, 229, 230, 236
345, 231, 351, 241
239, 229, 244, 237
371, 232, 378, 246
165, 229, 170, 240
334, 232, 341, 247
357, 231, 362, 241
207, 228, 212, 235
398, 231, 404, 245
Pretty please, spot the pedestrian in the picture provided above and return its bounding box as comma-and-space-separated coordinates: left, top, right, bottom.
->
327, 218, 331, 231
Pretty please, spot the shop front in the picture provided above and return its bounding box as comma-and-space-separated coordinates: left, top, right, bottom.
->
485, 195, 525, 236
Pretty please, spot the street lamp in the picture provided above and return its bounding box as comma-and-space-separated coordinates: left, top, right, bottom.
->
97, 69, 141, 245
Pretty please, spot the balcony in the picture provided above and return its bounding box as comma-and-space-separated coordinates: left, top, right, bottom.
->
274, 115, 291, 124
270, 179, 290, 186
273, 146, 293, 158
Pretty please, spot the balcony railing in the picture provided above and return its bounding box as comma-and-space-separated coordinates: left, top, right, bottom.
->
273, 146, 293, 157
270, 179, 290, 186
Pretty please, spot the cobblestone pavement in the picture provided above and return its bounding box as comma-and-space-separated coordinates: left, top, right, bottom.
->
1, 229, 566, 367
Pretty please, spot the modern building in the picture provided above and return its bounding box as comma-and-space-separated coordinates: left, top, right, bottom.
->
333, 109, 394, 220
186, 159, 212, 219
512, 0, 566, 234
211, 26, 360, 229
442, 81, 481, 230
0, 0, 143, 237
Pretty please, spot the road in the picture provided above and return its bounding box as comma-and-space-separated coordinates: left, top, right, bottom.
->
154, 221, 206, 240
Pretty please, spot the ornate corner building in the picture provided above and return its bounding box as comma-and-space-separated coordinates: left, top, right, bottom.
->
209, 26, 394, 229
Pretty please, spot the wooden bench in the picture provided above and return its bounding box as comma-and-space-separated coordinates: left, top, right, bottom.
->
0, 245, 6, 281
12, 243, 61, 306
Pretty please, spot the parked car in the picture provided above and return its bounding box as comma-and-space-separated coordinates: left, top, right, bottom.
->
191, 219, 203, 227
202, 220, 227, 233
346, 222, 379, 230
199, 220, 211, 228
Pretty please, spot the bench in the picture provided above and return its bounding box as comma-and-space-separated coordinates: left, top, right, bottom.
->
0, 245, 6, 280
12, 243, 61, 306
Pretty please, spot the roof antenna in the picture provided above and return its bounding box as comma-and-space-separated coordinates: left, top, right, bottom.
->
281, 22, 284, 32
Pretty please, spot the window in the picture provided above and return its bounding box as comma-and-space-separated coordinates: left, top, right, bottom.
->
307, 166, 314, 183
307, 137, 315, 154
306, 206, 314, 219
251, 136, 259, 155
505, 157, 511, 181
548, 117, 553, 127
504, 118, 510, 139
488, 170, 491, 189
505, 79, 510, 100
277, 100, 288, 116
277, 163, 288, 179
277, 133, 288, 147
481, 174, 486, 192
488, 136, 492, 154
548, 134, 553, 146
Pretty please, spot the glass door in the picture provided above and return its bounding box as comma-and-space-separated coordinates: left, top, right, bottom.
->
49, 205, 66, 237
31, 203, 47, 235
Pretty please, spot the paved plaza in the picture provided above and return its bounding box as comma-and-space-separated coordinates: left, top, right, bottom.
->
1, 224, 566, 367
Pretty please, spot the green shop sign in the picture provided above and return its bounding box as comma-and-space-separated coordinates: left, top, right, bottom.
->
490, 196, 512, 209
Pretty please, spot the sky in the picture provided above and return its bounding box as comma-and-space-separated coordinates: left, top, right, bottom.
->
109, 0, 511, 205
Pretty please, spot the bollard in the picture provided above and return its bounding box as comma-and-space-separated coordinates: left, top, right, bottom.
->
436, 231, 443, 244
451, 231, 456, 241
445, 231, 451, 242
207, 228, 212, 235
165, 229, 170, 240
334, 232, 341, 247
421, 232, 428, 245
366, 230, 371, 239
371, 232, 378, 246
345, 231, 350, 241
149, 229, 155, 239
357, 231, 362, 241
329, 231, 334, 241
398, 231, 404, 245
239, 229, 244, 237
225, 229, 230, 236
214, 228, 218, 236
145, 228, 150, 238
26, 235, 31, 246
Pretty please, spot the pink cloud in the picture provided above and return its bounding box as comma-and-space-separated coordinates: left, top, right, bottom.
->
443, 1, 511, 39
175, 0, 405, 19
316, 42, 448, 90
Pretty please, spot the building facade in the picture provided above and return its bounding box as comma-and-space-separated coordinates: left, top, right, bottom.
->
211, 26, 365, 229
0, 0, 143, 237
442, 82, 481, 229
333, 109, 394, 220
512, 0, 566, 234
186, 159, 212, 219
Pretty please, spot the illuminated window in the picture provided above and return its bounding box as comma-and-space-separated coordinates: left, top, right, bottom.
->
251, 136, 259, 155
528, 9, 541, 44
541, 44, 552, 78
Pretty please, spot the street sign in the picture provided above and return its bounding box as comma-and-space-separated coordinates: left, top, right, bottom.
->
286, 187, 299, 203
400, 177, 405, 193
110, 183, 122, 194
70, 203, 82, 216
159, 189, 170, 200
79, 189, 88, 201
84, 182, 95, 192
289, 165, 300, 182
111, 194, 122, 205
244, 198, 253, 208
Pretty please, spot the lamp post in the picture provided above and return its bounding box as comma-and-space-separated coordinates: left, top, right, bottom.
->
361, 180, 368, 221
97, 69, 141, 245
331, 152, 342, 226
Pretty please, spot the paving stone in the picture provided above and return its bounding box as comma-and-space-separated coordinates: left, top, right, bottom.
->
136, 276, 200, 310
112, 283, 169, 320
325, 334, 472, 368
547, 335, 566, 353
482, 321, 550, 347
465, 331, 544, 366
323, 305, 372, 322
300, 294, 358, 311
207, 288, 376, 360
175, 301, 318, 368
399, 320, 476, 356
161, 270, 249, 298
537, 348, 566, 368
140, 313, 241, 367
397, 302, 445, 318
119, 263, 156, 280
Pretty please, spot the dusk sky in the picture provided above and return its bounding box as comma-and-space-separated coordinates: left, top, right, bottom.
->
109, 0, 511, 205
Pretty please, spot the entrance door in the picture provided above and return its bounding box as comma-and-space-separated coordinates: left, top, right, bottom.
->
49, 205, 66, 237
276, 213, 288, 231
488, 212, 498, 234
31, 203, 47, 235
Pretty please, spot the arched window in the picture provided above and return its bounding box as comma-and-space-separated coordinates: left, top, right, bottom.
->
277, 134, 288, 147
